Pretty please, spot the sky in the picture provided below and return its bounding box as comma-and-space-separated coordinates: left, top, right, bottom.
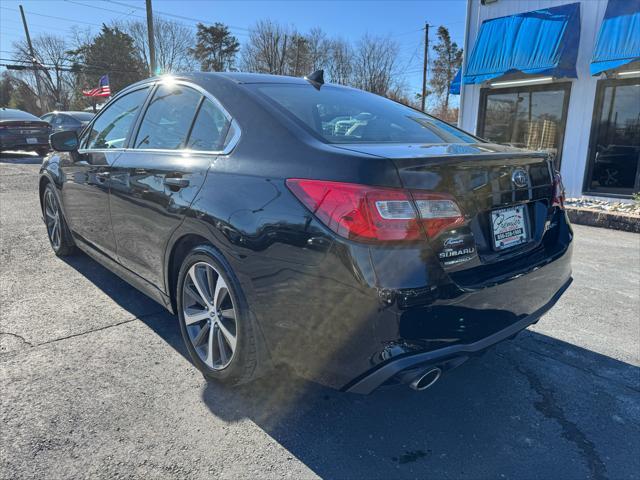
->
0, 0, 468, 98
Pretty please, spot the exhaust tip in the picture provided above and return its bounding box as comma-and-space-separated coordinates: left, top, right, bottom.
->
410, 367, 442, 391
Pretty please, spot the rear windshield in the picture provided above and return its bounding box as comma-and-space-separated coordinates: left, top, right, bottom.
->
252, 84, 477, 144
69, 112, 95, 123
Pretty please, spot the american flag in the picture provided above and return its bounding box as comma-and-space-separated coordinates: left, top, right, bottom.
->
82, 75, 111, 97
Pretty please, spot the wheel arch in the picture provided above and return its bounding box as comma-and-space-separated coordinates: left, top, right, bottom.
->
38, 175, 50, 210
165, 223, 276, 374
165, 232, 216, 313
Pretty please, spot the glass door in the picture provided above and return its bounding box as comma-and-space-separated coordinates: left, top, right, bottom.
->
584, 78, 640, 196
477, 83, 571, 168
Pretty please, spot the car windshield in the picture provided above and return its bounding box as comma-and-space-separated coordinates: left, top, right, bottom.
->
252, 84, 477, 144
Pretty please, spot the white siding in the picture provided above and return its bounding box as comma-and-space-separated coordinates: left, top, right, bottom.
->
459, 0, 610, 197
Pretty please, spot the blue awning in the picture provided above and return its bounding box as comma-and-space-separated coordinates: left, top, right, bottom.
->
590, 0, 640, 76
450, 69, 461, 95
464, 3, 581, 85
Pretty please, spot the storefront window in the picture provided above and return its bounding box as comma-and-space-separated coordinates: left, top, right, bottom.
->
477, 83, 571, 167
584, 78, 640, 196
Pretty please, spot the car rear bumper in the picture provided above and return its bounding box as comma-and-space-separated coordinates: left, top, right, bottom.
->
242, 209, 573, 392
343, 276, 572, 394
0, 137, 49, 151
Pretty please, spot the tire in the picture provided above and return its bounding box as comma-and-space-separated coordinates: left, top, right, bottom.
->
42, 183, 75, 256
176, 245, 259, 386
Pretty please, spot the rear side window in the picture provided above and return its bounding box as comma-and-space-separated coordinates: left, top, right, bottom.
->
186, 99, 230, 151
60, 114, 79, 126
253, 84, 477, 144
84, 87, 150, 149
134, 84, 201, 150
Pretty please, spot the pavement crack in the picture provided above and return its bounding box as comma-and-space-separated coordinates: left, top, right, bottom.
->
0, 309, 168, 355
36, 309, 168, 347
0, 331, 33, 355
515, 364, 608, 480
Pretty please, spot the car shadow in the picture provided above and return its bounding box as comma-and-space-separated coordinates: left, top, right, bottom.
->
61, 249, 639, 479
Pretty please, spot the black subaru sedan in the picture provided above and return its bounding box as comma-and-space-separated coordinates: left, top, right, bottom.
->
39, 73, 572, 393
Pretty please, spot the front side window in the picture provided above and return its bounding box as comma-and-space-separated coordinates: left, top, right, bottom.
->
186, 99, 230, 151
585, 78, 640, 196
84, 87, 150, 149
478, 83, 570, 167
134, 84, 201, 150
252, 84, 477, 144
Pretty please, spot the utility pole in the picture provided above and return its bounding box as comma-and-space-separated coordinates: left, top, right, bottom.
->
19, 5, 45, 112
145, 0, 156, 76
421, 22, 429, 113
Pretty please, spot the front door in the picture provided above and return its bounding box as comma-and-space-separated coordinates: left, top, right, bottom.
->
60, 86, 151, 257
109, 82, 231, 290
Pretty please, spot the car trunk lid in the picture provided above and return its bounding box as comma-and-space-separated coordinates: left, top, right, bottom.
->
333, 142, 556, 281
0, 120, 51, 136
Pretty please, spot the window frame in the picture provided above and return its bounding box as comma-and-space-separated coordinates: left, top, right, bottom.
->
128, 80, 239, 155
582, 76, 640, 198
79, 85, 153, 152
476, 81, 572, 169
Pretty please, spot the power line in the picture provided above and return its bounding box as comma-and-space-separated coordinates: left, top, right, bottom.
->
64, 0, 142, 20
103, 0, 251, 34
0, 57, 145, 74
0, 6, 103, 28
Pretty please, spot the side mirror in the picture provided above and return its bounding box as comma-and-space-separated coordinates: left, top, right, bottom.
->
50, 130, 79, 152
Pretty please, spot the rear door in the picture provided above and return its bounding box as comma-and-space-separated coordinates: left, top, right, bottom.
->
109, 81, 232, 290
61, 86, 151, 257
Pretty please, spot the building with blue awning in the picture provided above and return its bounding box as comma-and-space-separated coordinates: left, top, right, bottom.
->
456, 0, 640, 199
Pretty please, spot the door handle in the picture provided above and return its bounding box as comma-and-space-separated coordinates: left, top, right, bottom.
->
96, 172, 110, 181
164, 177, 190, 189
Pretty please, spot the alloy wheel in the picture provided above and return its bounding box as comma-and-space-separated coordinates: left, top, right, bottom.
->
44, 189, 61, 250
182, 261, 238, 370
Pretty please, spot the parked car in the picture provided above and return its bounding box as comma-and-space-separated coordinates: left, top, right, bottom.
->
41, 111, 95, 135
39, 72, 573, 393
0, 108, 51, 156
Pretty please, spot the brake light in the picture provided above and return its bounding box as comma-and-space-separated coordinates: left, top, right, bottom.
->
286, 179, 463, 242
552, 171, 565, 209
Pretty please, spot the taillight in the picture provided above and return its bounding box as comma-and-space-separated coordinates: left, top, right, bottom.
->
552, 171, 565, 209
286, 179, 463, 243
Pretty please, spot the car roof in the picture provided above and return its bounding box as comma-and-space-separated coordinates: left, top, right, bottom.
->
196, 72, 311, 85
120, 71, 314, 94
0, 108, 42, 121
44, 111, 94, 120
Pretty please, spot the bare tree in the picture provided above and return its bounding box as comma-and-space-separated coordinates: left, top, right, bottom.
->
351, 34, 399, 95
241, 20, 290, 74
306, 27, 329, 73
125, 18, 196, 74
326, 38, 353, 85
12, 34, 76, 112
284, 33, 310, 76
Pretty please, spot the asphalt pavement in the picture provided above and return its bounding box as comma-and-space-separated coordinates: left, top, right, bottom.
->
1, 153, 639, 479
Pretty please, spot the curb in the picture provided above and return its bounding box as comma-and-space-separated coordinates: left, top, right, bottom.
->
565, 207, 640, 233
